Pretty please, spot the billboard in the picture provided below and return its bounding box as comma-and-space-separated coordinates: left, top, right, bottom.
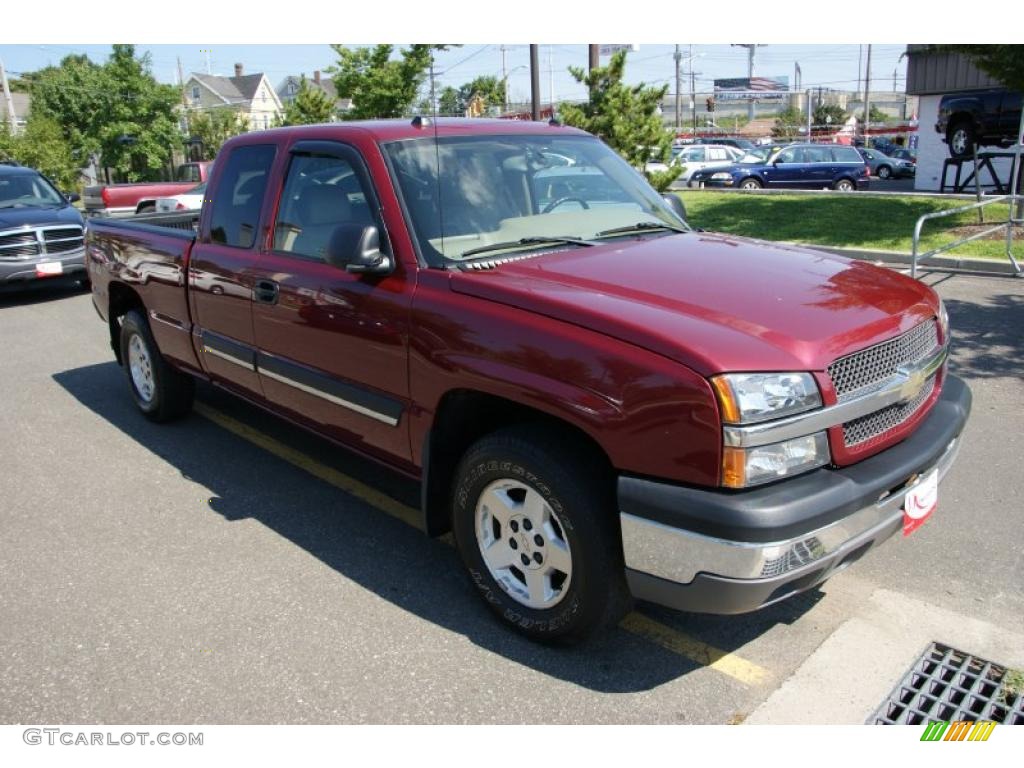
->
713, 77, 789, 101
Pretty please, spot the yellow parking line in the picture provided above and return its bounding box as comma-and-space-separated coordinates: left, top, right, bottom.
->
619, 612, 770, 685
194, 402, 422, 530
195, 401, 768, 685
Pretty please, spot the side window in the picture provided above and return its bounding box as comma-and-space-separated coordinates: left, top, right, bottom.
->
833, 146, 863, 163
273, 152, 376, 261
208, 144, 276, 248
776, 148, 799, 163
707, 147, 728, 162
805, 146, 831, 163
689, 147, 707, 162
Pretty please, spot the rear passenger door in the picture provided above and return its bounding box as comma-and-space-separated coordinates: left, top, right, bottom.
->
802, 145, 835, 188
189, 143, 276, 399
249, 140, 415, 463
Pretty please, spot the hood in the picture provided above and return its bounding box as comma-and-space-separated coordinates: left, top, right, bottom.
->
449, 232, 938, 376
0, 204, 83, 230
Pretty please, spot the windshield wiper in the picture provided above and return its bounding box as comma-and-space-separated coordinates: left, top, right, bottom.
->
594, 221, 687, 238
461, 236, 594, 259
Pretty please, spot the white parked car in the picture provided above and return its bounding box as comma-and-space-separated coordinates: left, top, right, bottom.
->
647, 144, 746, 188
154, 182, 207, 213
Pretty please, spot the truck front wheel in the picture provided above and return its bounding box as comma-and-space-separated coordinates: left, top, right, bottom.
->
451, 426, 631, 644
947, 119, 976, 159
119, 309, 194, 422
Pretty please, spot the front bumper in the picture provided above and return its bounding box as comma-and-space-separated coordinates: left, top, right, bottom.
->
620, 374, 972, 614
0, 248, 86, 285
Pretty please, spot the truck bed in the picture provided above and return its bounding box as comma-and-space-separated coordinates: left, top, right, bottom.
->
86, 213, 202, 373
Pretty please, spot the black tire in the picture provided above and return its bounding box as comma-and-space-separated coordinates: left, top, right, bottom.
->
119, 309, 194, 422
877, 165, 892, 180
739, 177, 763, 190
451, 425, 631, 644
947, 120, 976, 160
833, 178, 856, 192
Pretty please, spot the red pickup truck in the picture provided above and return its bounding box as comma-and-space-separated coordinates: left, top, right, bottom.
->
83, 161, 212, 217
85, 119, 971, 643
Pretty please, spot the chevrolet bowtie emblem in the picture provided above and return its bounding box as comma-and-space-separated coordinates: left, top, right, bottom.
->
898, 367, 927, 403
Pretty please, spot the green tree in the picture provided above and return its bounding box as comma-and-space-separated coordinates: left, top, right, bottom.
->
187, 108, 249, 160
942, 45, 1024, 93
437, 86, 460, 116
279, 76, 337, 125
868, 105, 889, 124
813, 103, 848, 128
438, 76, 507, 116
29, 53, 108, 166
2, 116, 80, 189
328, 44, 443, 119
772, 106, 805, 139
97, 45, 182, 181
559, 51, 681, 192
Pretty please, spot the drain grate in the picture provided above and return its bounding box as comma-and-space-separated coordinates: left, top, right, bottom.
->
871, 642, 1024, 725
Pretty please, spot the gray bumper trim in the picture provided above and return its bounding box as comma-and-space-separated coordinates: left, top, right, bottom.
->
622, 432, 962, 614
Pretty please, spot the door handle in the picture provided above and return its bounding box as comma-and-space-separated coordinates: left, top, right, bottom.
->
254, 279, 279, 305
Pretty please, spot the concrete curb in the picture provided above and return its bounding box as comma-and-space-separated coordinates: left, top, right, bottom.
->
746, 588, 1024, 725
801, 244, 1024, 277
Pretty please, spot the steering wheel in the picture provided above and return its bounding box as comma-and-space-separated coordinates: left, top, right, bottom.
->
542, 197, 590, 213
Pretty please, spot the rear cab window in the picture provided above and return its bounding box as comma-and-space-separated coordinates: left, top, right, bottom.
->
207, 145, 276, 248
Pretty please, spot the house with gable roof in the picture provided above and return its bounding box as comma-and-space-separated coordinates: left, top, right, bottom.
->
184, 63, 283, 131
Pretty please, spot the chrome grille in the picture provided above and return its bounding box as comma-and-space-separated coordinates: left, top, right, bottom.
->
0, 231, 41, 260
42, 226, 85, 254
842, 375, 936, 447
828, 320, 939, 400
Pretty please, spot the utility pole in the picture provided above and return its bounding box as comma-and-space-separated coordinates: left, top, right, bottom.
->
589, 45, 599, 73
205, 49, 211, 76
548, 45, 555, 113
500, 45, 508, 113
893, 67, 898, 93
690, 63, 698, 133
674, 45, 682, 130
530, 45, 541, 121
862, 44, 873, 144
0, 58, 18, 135
429, 54, 437, 115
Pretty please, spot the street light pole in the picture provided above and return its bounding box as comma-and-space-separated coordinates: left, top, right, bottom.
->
530, 45, 541, 121
862, 44, 873, 145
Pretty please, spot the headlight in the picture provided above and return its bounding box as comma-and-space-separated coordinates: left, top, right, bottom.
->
938, 298, 949, 341
711, 172, 733, 180
723, 433, 830, 488
711, 372, 822, 424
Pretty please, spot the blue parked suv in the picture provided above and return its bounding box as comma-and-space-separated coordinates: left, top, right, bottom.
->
689, 143, 869, 191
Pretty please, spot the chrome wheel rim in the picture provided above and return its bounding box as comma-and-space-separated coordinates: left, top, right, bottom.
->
128, 334, 155, 403
878, 166, 891, 179
837, 180, 853, 191
951, 128, 968, 155
474, 479, 573, 610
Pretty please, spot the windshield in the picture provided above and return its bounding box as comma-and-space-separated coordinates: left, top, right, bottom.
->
0, 172, 67, 209
383, 134, 687, 265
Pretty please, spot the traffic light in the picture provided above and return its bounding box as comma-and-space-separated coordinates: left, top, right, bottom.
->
706, 97, 715, 113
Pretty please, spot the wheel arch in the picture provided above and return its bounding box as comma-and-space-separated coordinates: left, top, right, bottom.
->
420, 389, 615, 537
107, 281, 146, 365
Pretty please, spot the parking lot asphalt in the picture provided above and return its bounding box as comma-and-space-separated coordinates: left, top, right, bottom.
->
0, 269, 1021, 724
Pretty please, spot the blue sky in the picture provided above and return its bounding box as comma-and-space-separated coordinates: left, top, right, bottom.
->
2, 43, 912, 104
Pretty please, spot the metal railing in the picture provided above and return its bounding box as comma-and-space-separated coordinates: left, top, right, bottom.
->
910, 194, 1022, 279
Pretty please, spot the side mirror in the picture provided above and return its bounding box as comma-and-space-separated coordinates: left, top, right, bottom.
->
326, 223, 393, 275
662, 194, 687, 223
66, 192, 81, 203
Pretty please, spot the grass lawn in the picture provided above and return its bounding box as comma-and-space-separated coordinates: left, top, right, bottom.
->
676, 191, 1020, 261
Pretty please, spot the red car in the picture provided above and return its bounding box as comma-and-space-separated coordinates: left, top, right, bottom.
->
83, 161, 213, 217
85, 120, 970, 643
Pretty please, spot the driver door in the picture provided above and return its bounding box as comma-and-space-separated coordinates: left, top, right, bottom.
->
249, 140, 415, 463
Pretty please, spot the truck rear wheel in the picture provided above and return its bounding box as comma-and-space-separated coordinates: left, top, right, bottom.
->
451, 425, 630, 644
119, 309, 194, 422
